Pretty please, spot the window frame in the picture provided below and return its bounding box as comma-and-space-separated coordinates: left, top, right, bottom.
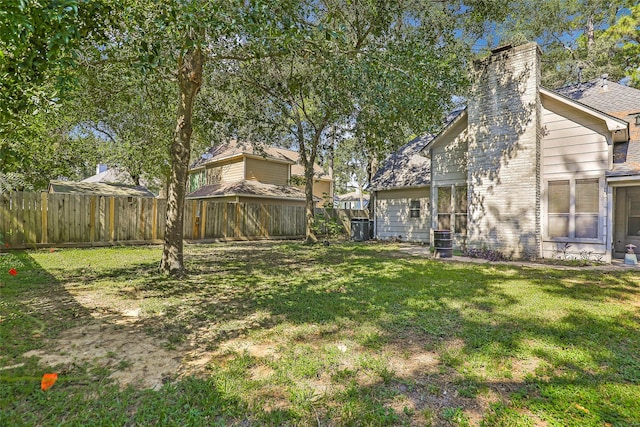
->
409, 199, 421, 218
626, 188, 640, 238
435, 184, 467, 235
544, 177, 603, 243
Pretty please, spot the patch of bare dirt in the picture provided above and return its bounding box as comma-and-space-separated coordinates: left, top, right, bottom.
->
24, 321, 181, 390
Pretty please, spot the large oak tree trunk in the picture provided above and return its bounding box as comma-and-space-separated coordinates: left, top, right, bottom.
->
304, 164, 317, 243
160, 46, 203, 276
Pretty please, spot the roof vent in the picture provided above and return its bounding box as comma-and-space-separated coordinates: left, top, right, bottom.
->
601, 74, 609, 91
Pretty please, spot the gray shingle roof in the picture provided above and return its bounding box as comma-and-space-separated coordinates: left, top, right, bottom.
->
369, 109, 465, 191
48, 180, 156, 198
369, 135, 434, 191
555, 78, 640, 113
186, 180, 316, 201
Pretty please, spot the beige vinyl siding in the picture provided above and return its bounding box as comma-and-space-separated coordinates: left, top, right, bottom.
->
540, 96, 610, 258
244, 157, 289, 185
205, 158, 246, 184
431, 119, 468, 184
312, 180, 332, 201
541, 97, 609, 178
375, 188, 430, 243
237, 197, 306, 207
541, 241, 607, 260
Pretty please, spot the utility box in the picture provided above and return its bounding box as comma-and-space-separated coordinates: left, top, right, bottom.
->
351, 218, 370, 241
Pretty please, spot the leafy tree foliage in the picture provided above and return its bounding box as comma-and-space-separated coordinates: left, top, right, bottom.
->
495, 0, 635, 88
71, 61, 175, 192
0, 0, 112, 131
207, 1, 469, 242
603, 4, 640, 88
0, 107, 97, 191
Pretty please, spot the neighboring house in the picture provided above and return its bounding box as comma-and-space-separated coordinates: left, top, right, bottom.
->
48, 180, 156, 198
187, 141, 333, 206
372, 42, 638, 262
82, 166, 162, 196
334, 191, 369, 209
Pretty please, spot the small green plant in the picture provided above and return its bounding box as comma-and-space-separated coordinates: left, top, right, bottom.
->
311, 212, 345, 238
441, 407, 470, 426
463, 247, 510, 261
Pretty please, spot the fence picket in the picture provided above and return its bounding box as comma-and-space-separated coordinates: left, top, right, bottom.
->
0, 192, 365, 249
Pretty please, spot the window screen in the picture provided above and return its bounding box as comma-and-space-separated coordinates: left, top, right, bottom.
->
409, 200, 420, 218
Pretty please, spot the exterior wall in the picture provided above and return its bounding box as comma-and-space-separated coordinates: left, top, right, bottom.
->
244, 157, 289, 186
374, 187, 431, 243
313, 180, 333, 205
189, 196, 306, 206
430, 117, 469, 250
431, 117, 468, 184
540, 96, 610, 260
466, 43, 542, 259
205, 158, 245, 184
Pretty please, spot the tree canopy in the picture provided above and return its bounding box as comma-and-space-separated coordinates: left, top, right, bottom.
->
3, 0, 638, 274
494, 0, 637, 88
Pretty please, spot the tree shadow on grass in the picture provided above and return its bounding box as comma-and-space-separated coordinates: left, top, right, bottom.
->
4, 243, 639, 425
0, 250, 250, 426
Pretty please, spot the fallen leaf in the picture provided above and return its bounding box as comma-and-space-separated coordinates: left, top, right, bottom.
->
574, 403, 590, 414
41, 373, 58, 391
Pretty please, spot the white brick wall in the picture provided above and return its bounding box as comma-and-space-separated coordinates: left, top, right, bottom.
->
466, 43, 542, 258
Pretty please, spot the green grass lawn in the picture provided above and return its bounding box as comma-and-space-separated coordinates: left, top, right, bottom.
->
1, 242, 639, 426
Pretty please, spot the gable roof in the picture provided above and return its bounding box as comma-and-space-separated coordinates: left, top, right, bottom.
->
186, 179, 317, 201
539, 88, 629, 134
82, 168, 133, 184
48, 180, 156, 198
370, 109, 466, 191
191, 140, 332, 180
191, 141, 296, 169
369, 134, 434, 191
555, 78, 640, 113
335, 191, 369, 202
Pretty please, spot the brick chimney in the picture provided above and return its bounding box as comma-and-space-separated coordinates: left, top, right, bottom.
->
466, 42, 542, 258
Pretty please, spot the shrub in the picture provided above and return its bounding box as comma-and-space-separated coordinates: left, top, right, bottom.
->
463, 247, 510, 261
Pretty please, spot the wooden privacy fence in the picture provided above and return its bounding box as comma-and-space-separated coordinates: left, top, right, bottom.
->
0, 192, 167, 248
183, 200, 306, 240
0, 192, 366, 249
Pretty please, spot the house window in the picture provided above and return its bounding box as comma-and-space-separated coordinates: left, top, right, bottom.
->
547, 178, 599, 239
437, 187, 451, 229
436, 185, 468, 234
189, 170, 205, 192
409, 200, 421, 218
628, 193, 640, 237
454, 186, 468, 235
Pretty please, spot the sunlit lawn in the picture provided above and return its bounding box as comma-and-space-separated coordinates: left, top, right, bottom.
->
1, 242, 639, 426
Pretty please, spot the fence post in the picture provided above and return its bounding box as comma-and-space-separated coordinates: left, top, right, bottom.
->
109, 196, 115, 241
152, 198, 158, 241
40, 192, 48, 244
200, 200, 207, 240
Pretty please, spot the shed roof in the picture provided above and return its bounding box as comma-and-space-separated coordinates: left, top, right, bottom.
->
186, 179, 318, 201
48, 180, 156, 198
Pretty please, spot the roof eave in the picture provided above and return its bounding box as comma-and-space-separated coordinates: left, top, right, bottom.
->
370, 183, 431, 192
420, 109, 468, 155
540, 87, 629, 135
